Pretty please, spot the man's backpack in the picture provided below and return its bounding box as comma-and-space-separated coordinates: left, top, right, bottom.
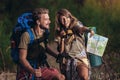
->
10, 12, 35, 64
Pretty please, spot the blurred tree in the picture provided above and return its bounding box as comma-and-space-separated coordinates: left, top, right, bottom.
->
4, 0, 40, 22
74, 0, 85, 6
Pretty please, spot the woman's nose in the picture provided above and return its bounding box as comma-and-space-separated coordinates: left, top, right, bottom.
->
49, 19, 51, 23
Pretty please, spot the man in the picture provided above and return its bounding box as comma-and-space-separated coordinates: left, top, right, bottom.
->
17, 8, 65, 80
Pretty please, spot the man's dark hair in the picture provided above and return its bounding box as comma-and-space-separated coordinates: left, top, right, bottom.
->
32, 8, 49, 23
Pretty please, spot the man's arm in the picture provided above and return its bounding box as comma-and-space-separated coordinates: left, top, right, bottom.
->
19, 49, 34, 74
19, 48, 41, 77
46, 44, 59, 58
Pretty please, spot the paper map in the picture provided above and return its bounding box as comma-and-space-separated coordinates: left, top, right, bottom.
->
87, 34, 108, 56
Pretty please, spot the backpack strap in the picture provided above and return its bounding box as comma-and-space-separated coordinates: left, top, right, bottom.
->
27, 29, 34, 44
26, 29, 36, 80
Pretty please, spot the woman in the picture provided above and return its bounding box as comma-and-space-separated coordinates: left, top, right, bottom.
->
55, 9, 94, 80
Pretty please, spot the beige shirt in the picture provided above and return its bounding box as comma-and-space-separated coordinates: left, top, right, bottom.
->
18, 29, 45, 59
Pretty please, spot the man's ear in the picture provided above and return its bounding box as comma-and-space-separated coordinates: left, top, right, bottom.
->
36, 20, 40, 25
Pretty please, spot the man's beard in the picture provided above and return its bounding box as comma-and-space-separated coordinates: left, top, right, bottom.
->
39, 25, 46, 30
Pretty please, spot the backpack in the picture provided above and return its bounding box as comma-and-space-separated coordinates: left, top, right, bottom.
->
10, 12, 35, 64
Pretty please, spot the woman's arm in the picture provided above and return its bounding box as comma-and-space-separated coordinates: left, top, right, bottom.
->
73, 25, 94, 36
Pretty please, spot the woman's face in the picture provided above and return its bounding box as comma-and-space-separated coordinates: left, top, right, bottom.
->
60, 15, 70, 28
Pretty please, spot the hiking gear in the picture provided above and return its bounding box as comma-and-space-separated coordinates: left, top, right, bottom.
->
11, 12, 51, 80
10, 12, 34, 64
10, 12, 50, 64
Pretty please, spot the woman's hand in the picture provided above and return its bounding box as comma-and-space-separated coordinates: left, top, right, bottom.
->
60, 30, 66, 38
89, 30, 94, 37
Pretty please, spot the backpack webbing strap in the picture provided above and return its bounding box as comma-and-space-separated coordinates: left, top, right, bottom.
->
28, 59, 38, 80
27, 29, 34, 44
26, 29, 35, 80
31, 60, 37, 80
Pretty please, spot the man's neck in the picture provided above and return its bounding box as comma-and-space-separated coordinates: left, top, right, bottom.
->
34, 26, 45, 36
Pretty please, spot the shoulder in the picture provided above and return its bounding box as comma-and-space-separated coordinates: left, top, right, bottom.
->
21, 29, 34, 40
20, 31, 32, 44
18, 32, 30, 49
72, 21, 83, 29
76, 21, 84, 27
21, 32, 30, 39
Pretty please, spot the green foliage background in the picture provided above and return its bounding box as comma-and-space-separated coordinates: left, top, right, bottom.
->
0, 0, 120, 78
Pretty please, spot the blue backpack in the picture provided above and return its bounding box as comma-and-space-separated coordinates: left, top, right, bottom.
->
10, 12, 35, 64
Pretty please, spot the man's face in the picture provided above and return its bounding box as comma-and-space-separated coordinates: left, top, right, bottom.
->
39, 14, 51, 29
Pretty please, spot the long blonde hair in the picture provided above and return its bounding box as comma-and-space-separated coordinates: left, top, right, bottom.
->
55, 9, 78, 36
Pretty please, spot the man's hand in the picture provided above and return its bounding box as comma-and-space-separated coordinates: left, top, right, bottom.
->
56, 53, 64, 63
34, 67, 42, 78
